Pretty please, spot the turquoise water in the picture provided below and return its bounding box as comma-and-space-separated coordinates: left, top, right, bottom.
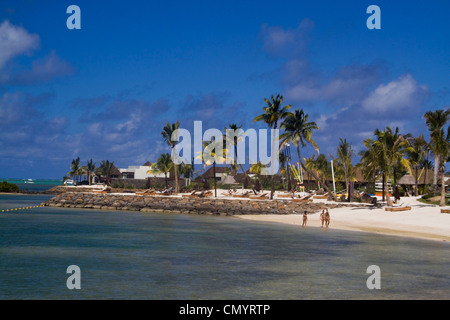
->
0, 178, 61, 192
0, 194, 449, 300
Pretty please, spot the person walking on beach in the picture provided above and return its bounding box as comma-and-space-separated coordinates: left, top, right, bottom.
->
324, 209, 330, 228
302, 210, 308, 227
320, 210, 325, 228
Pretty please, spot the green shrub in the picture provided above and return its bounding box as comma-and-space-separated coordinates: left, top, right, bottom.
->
0, 181, 19, 192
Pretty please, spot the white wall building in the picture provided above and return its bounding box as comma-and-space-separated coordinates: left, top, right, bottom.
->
119, 164, 166, 179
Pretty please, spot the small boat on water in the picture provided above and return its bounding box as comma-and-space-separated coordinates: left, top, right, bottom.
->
24, 179, 34, 184
64, 179, 74, 186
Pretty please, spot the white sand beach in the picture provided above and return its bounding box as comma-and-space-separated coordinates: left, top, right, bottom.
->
235, 194, 450, 243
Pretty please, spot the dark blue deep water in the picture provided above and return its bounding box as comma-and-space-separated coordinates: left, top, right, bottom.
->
0, 194, 449, 299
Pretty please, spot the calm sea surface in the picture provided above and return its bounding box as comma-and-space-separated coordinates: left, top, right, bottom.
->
0, 194, 449, 300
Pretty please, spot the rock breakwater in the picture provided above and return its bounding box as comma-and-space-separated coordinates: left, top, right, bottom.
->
43, 192, 362, 216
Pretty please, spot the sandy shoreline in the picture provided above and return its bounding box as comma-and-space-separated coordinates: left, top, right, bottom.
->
236, 196, 450, 243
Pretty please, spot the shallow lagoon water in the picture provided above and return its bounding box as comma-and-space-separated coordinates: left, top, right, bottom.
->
0, 194, 449, 299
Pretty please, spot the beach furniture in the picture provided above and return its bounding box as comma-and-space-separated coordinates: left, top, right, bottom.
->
440, 209, 450, 214
291, 198, 313, 203
92, 186, 110, 194
136, 189, 157, 196
249, 193, 268, 200
182, 190, 200, 197
277, 193, 292, 198
182, 190, 213, 198
385, 206, 411, 211
197, 190, 213, 197
313, 192, 329, 199
232, 191, 250, 198
157, 187, 174, 196
290, 194, 314, 203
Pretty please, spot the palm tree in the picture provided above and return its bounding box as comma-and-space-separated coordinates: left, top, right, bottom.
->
224, 123, 251, 179
278, 150, 288, 189
99, 160, 114, 185
69, 157, 81, 185
433, 125, 450, 206
304, 154, 332, 190
86, 159, 96, 185
148, 153, 174, 188
336, 138, 354, 200
196, 137, 228, 197
406, 134, 427, 196
366, 127, 412, 205
424, 109, 450, 188
179, 161, 194, 187
280, 109, 320, 167
162, 121, 181, 193
278, 108, 340, 198
249, 161, 268, 191
358, 139, 381, 195
253, 94, 291, 199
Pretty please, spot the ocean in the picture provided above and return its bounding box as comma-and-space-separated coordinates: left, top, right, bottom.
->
0, 178, 62, 193
0, 193, 449, 300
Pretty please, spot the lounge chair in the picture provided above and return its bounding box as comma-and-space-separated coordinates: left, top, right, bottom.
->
232, 191, 250, 198
313, 192, 329, 199
277, 193, 292, 198
224, 189, 238, 196
249, 193, 268, 200
157, 187, 174, 196
290, 194, 313, 203
441, 209, 450, 214
385, 206, 411, 211
291, 198, 313, 203
92, 185, 109, 194
136, 188, 157, 196
182, 190, 200, 198
385, 203, 411, 211
197, 190, 213, 197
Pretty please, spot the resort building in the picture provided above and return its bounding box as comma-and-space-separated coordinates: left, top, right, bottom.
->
118, 162, 165, 179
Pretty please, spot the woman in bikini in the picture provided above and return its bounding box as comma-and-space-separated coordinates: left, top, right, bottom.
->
325, 209, 330, 228
302, 210, 308, 227
320, 210, 325, 228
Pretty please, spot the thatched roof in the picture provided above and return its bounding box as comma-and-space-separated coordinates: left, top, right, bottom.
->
398, 169, 434, 185
200, 166, 229, 179
222, 175, 238, 185
398, 175, 415, 185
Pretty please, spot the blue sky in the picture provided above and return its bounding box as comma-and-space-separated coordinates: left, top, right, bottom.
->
0, 0, 449, 179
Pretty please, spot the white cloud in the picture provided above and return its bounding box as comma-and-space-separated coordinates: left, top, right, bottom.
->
260, 19, 314, 58
361, 74, 429, 113
0, 20, 39, 69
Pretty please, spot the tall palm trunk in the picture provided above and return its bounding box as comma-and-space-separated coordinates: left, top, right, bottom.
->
433, 154, 439, 186
414, 166, 419, 196
235, 144, 250, 182
269, 122, 277, 200
440, 164, 446, 206
385, 181, 393, 206
174, 163, 179, 193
